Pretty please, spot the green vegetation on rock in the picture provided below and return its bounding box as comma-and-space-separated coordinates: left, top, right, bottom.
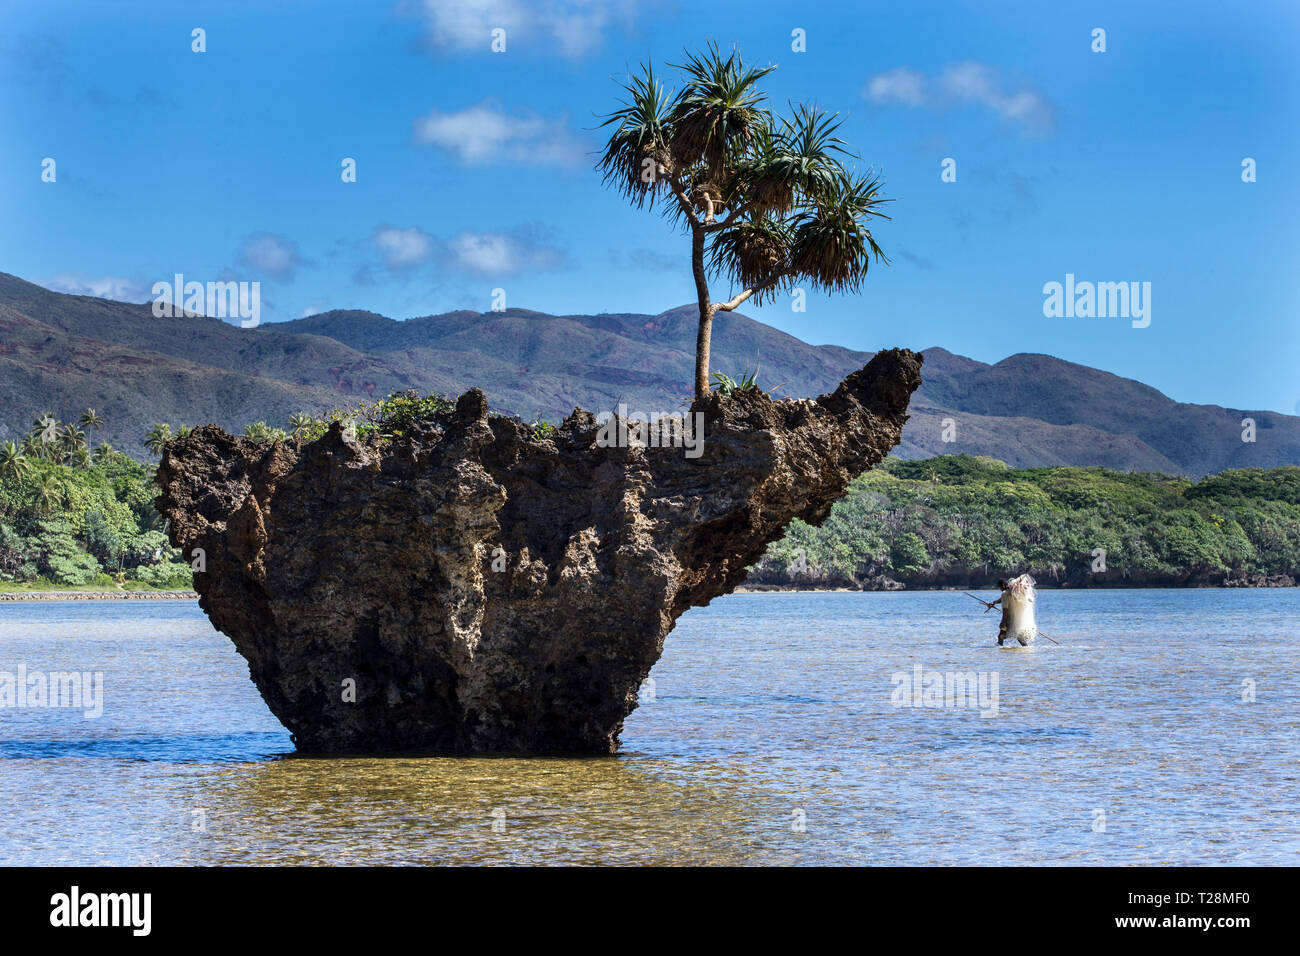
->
0, 391, 564, 591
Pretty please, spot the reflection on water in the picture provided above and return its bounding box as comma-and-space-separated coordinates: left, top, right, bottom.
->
0, 591, 1297, 865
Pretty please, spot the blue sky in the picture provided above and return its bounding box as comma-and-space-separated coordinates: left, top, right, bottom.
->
2, 0, 1297, 413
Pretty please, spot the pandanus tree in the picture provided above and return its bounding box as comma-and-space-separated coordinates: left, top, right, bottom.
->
287, 412, 313, 440
243, 421, 286, 443
598, 43, 891, 400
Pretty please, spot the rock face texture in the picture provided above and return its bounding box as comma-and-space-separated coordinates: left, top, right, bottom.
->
155, 349, 922, 753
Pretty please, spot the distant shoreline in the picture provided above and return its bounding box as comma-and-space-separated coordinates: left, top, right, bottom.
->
0, 590, 198, 602
736, 580, 1297, 592
2, 582, 1292, 602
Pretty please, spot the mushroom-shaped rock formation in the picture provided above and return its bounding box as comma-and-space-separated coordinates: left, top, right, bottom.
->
155, 348, 922, 753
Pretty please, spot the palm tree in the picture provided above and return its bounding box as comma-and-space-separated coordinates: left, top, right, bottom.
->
288, 412, 313, 440
29, 413, 59, 459
144, 423, 172, 458
92, 442, 116, 465
176, 425, 194, 439
80, 408, 104, 447
0, 440, 30, 483
32, 474, 60, 514
19, 434, 44, 459
59, 424, 87, 463
598, 44, 891, 399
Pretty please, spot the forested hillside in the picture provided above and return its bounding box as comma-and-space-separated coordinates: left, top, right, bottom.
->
750, 456, 1300, 589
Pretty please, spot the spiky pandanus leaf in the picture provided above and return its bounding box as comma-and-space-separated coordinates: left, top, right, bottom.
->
288, 412, 313, 439
709, 363, 763, 395
707, 215, 795, 303
596, 61, 677, 210
728, 122, 794, 216
775, 104, 851, 202
790, 172, 891, 293
666, 42, 773, 180
723, 106, 851, 225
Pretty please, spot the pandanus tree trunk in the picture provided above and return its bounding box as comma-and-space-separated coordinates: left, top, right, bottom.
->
691, 227, 714, 400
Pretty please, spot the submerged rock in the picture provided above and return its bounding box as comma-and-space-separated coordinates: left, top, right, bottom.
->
155, 348, 922, 753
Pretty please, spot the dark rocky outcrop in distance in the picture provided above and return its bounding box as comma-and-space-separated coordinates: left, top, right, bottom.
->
155, 348, 922, 754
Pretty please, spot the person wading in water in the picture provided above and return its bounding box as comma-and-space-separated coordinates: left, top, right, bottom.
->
966, 576, 1042, 646
991, 579, 1012, 646
968, 576, 1050, 646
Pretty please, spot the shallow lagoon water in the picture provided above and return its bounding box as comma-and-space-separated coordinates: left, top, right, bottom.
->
0, 590, 1296, 865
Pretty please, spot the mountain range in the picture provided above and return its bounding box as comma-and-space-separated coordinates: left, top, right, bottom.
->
1, 271, 1296, 475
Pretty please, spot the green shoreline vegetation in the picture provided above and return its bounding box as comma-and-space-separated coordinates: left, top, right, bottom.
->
2, 399, 1297, 594
750, 454, 1300, 590
0, 394, 553, 593
0, 410, 192, 591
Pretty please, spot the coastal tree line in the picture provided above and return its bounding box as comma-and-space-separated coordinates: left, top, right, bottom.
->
5, 404, 1299, 591
0, 395, 475, 588
750, 455, 1300, 589
0, 411, 190, 589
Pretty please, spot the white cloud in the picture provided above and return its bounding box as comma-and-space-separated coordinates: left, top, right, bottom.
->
42, 274, 150, 302
413, 0, 636, 57
373, 225, 438, 270
865, 67, 927, 107
447, 229, 563, 274
864, 61, 1055, 135
939, 62, 1054, 129
237, 232, 306, 280
448, 233, 516, 273
413, 100, 583, 165
369, 224, 563, 277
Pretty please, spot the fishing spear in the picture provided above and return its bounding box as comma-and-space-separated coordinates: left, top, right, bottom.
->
963, 591, 998, 613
